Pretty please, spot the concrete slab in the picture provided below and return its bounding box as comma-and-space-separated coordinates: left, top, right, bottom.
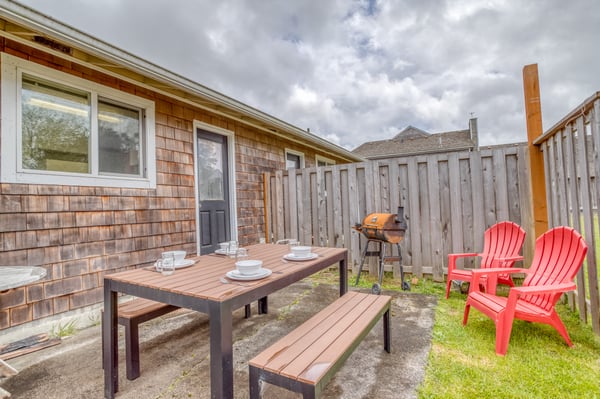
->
0, 281, 436, 398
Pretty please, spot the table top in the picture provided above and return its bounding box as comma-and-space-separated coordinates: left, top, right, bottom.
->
104, 244, 347, 303
0, 266, 47, 291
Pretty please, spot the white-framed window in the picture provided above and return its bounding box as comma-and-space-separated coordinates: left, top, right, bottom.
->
1, 52, 156, 188
285, 149, 304, 169
316, 155, 336, 167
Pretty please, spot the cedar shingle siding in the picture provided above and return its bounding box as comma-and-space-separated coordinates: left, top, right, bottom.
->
0, 34, 354, 330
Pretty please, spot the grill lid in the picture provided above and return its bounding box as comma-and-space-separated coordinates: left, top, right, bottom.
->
353, 207, 407, 243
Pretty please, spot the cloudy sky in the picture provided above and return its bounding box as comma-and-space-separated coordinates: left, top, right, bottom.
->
16, 0, 600, 150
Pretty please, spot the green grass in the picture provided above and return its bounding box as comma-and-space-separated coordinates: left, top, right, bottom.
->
309, 270, 600, 399
50, 319, 78, 338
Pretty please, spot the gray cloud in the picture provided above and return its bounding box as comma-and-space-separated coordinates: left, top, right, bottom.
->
18, 0, 600, 150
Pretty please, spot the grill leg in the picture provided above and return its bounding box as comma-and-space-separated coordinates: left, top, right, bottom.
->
396, 243, 410, 291
355, 240, 372, 286
378, 242, 386, 287
371, 241, 385, 294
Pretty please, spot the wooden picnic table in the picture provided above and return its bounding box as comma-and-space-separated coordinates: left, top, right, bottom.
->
103, 243, 348, 399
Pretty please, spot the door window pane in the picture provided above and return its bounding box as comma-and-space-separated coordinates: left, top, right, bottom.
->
198, 138, 224, 200
21, 75, 90, 173
98, 100, 141, 176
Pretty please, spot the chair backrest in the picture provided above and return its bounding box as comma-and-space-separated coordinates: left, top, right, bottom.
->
522, 226, 588, 311
480, 221, 526, 269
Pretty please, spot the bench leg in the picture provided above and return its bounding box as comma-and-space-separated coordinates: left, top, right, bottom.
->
124, 321, 141, 380
258, 296, 268, 314
383, 307, 391, 353
245, 297, 269, 319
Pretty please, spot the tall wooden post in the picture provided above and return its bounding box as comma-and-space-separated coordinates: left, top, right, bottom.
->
523, 64, 548, 237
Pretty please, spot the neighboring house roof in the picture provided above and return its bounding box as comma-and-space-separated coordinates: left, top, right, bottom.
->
0, 0, 363, 163
352, 120, 478, 159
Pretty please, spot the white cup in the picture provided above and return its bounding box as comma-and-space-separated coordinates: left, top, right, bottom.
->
236, 248, 248, 261
228, 241, 239, 258
288, 239, 300, 252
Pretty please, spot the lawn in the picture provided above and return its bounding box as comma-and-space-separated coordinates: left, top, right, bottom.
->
310, 270, 600, 399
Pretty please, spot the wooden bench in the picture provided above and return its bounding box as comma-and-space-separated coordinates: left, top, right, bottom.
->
249, 291, 392, 399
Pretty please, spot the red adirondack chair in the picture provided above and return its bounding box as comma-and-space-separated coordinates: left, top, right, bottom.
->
463, 226, 588, 355
445, 221, 526, 299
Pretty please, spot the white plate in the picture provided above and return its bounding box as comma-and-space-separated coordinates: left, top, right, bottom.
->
174, 259, 195, 269
225, 268, 272, 281
153, 259, 195, 271
215, 249, 228, 255
283, 253, 319, 261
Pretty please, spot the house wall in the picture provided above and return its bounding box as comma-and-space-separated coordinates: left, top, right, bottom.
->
0, 37, 347, 331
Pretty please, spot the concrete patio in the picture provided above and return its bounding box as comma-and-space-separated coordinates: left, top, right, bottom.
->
1, 281, 436, 399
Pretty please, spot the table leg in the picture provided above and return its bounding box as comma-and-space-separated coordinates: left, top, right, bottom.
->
103, 282, 118, 398
209, 301, 233, 399
339, 252, 348, 296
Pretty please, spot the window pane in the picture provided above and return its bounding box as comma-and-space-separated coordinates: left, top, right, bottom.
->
286, 153, 300, 169
197, 138, 224, 201
98, 100, 141, 176
21, 75, 90, 173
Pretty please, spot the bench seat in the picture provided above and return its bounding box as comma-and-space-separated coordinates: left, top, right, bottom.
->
249, 291, 391, 399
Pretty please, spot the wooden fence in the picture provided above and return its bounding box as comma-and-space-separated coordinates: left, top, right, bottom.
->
264, 144, 534, 282
535, 92, 600, 335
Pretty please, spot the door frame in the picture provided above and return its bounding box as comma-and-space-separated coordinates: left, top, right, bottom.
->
192, 120, 238, 255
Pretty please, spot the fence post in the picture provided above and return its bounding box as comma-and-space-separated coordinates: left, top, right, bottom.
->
523, 63, 548, 237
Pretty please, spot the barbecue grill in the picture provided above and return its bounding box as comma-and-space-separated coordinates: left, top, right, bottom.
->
353, 206, 409, 294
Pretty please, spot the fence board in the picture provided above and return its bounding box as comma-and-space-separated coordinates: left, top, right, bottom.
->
331, 168, 343, 248
563, 124, 588, 320
438, 158, 451, 271
300, 169, 311, 245
407, 157, 423, 274
470, 151, 485, 257
289, 170, 299, 241
347, 163, 361, 271
398, 162, 412, 267
590, 102, 600, 334
427, 156, 443, 280
576, 115, 600, 334
493, 148, 509, 221
516, 145, 535, 262
448, 153, 463, 259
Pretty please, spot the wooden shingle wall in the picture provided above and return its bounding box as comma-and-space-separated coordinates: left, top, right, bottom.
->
0, 38, 342, 331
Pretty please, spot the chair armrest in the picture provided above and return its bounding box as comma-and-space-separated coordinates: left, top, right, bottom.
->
504, 282, 577, 314
447, 252, 479, 273
510, 282, 577, 296
491, 255, 524, 267
470, 267, 528, 293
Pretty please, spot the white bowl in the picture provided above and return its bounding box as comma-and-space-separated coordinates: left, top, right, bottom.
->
291, 246, 311, 258
162, 250, 186, 264
235, 260, 263, 275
